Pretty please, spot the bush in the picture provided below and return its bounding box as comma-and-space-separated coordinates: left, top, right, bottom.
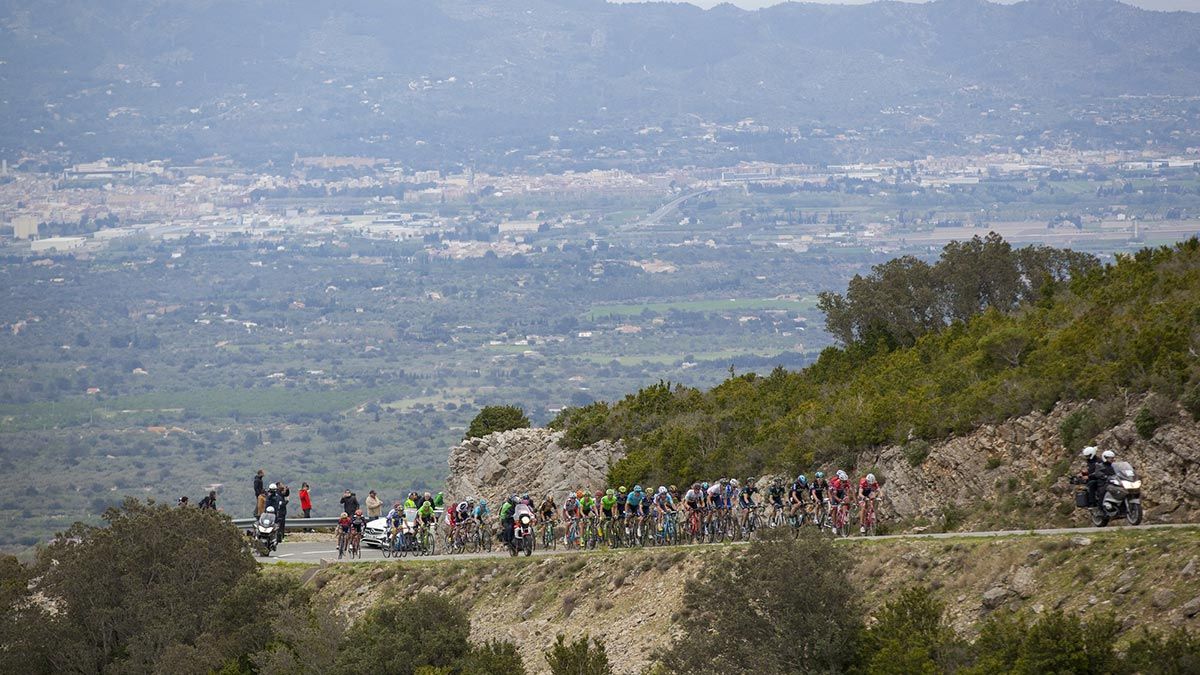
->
659, 531, 859, 673
466, 405, 531, 439
544, 634, 611, 675
334, 594, 471, 675
969, 610, 1119, 675
902, 439, 931, 467
1182, 383, 1200, 422
856, 587, 967, 675
1135, 393, 1176, 439
1124, 628, 1200, 674
462, 640, 526, 675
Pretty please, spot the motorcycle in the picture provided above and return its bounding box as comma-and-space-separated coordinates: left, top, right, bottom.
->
509, 505, 535, 557
253, 510, 279, 556
1070, 461, 1143, 527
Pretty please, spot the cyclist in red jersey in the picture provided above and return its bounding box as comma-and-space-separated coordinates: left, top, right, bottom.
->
858, 473, 880, 534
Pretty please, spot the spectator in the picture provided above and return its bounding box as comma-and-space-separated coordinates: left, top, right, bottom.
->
340, 490, 359, 518
254, 469, 264, 498
198, 491, 217, 510
365, 490, 383, 518
255, 489, 266, 517
177, 495, 189, 507
299, 482, 312, 517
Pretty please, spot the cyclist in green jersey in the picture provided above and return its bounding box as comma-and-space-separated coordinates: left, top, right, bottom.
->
579, 491, 596, 517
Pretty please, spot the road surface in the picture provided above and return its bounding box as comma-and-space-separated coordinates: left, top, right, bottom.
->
636, 189, 714, 227
261, 522, 1198, 564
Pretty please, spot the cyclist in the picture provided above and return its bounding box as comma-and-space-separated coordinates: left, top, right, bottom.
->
768, 477, 786, 517
579, 490, 596, 519
473, 497, 490, 522
350, 508, 368, 552
788, 475, 808, 524
614, 486, 628, 520
538, 493, 557, 523
600, 488, 618, 522
682, 483, 704, 535
858, 473, 881, 534
653, 486, 675, 538
416, 497, 436, 530
810, 471, 830, 524
563, 490, 583, 546
737, 477, 758, 531
336, 511, 352, 555
829, 470, 851, 532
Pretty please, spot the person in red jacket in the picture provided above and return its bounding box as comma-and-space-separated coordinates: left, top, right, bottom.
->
299, 482, 312, 517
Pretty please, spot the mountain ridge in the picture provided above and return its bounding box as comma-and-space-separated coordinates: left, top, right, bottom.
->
2, 0, 1197, 164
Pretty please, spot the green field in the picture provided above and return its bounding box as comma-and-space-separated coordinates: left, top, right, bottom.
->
585, 297, 814, 319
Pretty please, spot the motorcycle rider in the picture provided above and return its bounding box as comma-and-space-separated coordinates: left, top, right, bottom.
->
1081, 446, 1103, 507
1099, 450, 1118, 511
499, 495, 517, 544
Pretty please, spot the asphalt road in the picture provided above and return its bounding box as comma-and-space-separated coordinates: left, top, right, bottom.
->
261, 522, 1198, 564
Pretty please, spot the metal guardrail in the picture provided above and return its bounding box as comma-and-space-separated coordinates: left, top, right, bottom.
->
232, 516, 342, 528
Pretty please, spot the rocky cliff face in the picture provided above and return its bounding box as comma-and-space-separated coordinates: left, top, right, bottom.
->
445, 428, 625, 506
859, 399, 1200, 528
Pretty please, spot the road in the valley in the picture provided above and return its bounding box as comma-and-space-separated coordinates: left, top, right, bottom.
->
261, 522, 1199, 565
636, 189, 715, 227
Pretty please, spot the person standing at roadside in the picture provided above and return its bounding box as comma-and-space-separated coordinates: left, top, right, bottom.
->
255, 488, 267, 517
299, 482, 312, 517
198, 490, 217, 510
254, 469, 264, 498
340, 490, 359, 518
365, 490, 383, 518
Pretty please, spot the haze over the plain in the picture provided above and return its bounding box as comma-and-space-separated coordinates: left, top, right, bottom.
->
613, 0, 1200, 11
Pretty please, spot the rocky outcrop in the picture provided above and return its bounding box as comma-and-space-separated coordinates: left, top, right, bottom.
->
446, 428, 625, 506
859, 399, 1200, 527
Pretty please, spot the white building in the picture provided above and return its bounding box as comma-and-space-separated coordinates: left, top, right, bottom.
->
31, 236, 86, 252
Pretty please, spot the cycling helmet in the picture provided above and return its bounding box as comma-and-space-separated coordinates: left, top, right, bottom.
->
836, 470, 848, 481
1081, 446, 1097, 459
266, 506, 275, 513
658, 486, 667, 494
692, 483, 700, 490
606, 488, 615, 497
720, 477, 729, 484
633, 485, 643, 493
747, 476, 757, 484
521, 493, 530, 500
701, 482, 709, 490
268, 483, 277, 490
594, 490, 603, 498
355, 509, 363, 515
815, 471, 825, 479
338, 511, 346, 518
467, 496, 475, 502
797, 475, 808, 485
669, 485, 678, 492
730, 479, 739, 487
866, 473, 877, 484
1102, 450, 1115, 461
619, 486, 627, 493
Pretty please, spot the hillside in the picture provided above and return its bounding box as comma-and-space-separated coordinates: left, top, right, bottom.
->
295, 527, 1200, 674
2, 0, 1199, 163
548, 237, 1200, 506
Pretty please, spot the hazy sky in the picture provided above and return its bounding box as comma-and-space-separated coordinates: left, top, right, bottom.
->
613, 0, 1200, 11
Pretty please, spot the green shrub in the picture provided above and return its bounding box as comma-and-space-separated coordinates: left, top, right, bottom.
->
461, 640, 526, 675
1134, 394, 1176, 440
903, 440, 931, 467
1182, 383, 1200, 422
856, 587, 967, 675
545, 634, 611, 675
466, 405, 530, 439
334, 594, 470, 675
659, 531, 859, 673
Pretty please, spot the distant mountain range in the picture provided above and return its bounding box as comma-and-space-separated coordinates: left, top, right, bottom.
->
2, 0, 1198, 167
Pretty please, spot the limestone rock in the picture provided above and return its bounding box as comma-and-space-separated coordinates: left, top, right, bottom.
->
446, 427, 625, 505
1152, 588, 1175, 609
982, 586, 1011, 609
